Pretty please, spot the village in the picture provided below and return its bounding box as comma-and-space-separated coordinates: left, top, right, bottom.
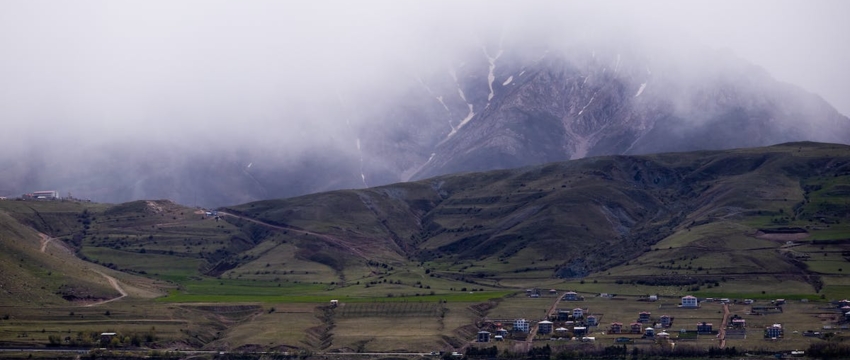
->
465, 289, 850, 356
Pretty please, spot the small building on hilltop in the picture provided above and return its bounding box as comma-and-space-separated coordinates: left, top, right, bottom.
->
586, 315, 598, 326
638, 311, 651, 322
563, 291, 579, 301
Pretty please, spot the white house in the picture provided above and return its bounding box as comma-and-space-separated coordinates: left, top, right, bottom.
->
681, 295, 698, 308
514, 319, 529, 333
573, 307, 584, 319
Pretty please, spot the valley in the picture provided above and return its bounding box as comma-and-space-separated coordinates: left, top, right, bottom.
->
0, 142, 849, 359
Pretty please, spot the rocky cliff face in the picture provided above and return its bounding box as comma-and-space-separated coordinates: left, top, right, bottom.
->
375, 44, 850, 181
2, 41, 848, 207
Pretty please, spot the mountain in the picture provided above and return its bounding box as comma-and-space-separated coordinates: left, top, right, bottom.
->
1, 41, 848, 207
218, 142, 850, 282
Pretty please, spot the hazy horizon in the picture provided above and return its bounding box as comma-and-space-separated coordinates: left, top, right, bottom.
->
1, 0, 848, 203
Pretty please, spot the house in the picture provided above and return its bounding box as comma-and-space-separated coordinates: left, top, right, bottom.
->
555, 327, 569, 335
657, 331, 670, 339
732, 318, 746, 328
744, 299, 754, 305
330, 299, 339, 307
697, 322, 713, 334
573, 308, 584, 319
557, 309, 571, 321
638, 311, 651, 322
586, 315, 598, 326
494, 335, 504, 341
681, 295, 699, 308
538, 321, 553, 334
649, 295, 658, 301
514, 319, 529, 333
659, 315, 672, 328
775, 299, 786, 305
765, 324, 783, 339
645, 327, 655, 337
751, 305, 783, 314
609, 322, 623, 334
100, 332, 117, 345
630, 323, 642, 334
573, 326, 587, 337
549, 289, 557, 295
496, 328, 508, 337
838, 299, 850, 308
477, 331, 491, 343
563, 291, 578, 301
31, 190, 59, 200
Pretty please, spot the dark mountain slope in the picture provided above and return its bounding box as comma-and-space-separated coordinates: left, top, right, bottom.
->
223, 142, 850, 280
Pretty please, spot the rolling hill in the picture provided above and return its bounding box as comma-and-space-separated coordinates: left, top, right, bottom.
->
3, 142, 849, 301
1, 142, 850, 353
218, 142, 850, 290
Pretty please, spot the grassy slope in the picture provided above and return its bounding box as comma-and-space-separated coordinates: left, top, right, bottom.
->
223, 142, 850, 290
0, 204, 163, 306
1, 142, 849, 353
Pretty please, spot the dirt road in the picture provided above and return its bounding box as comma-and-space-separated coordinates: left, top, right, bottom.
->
521, 293, 563, 352
218, 211, 371, 260
86, 270, 128, 307
719, 303, 730, 348
38, 233, 52, 252
33, 230, 134, 306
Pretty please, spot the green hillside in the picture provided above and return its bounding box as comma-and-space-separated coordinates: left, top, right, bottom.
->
1, 142, 849, 355
221, 142, 850, 292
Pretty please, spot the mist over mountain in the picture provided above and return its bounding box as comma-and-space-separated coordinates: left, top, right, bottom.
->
1, 1, 849, 207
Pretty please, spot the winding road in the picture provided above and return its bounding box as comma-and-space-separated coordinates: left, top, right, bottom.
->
86, 270, 128, 307
37, 232, 128, 306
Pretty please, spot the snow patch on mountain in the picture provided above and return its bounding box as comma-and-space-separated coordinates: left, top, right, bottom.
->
483, 46, 504, 104
635, 83, 647, 97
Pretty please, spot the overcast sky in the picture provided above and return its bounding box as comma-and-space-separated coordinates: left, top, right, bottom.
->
1, 0, 848, 152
